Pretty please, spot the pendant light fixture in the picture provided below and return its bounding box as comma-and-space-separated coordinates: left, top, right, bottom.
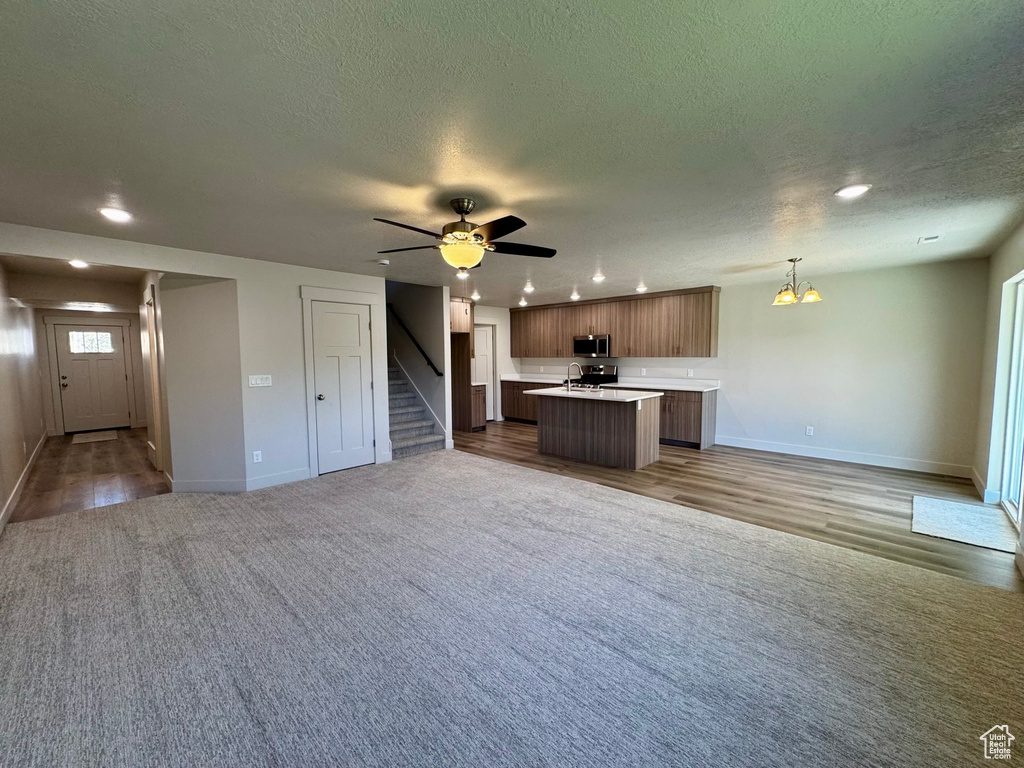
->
772, 258, 822, 306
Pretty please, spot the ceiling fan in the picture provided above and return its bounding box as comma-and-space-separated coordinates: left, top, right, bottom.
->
374, 197, 556, 276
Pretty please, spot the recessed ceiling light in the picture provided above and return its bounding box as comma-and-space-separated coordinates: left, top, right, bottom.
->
918, 235, 941, 244
834, 184, 872, 199
523, 281, 535, 294
518, 298, 528, 307
570, 290, 580, 301
470, 290, 481, 301
69, 259, 89, 269
99, 207, 133, 223
636, 282, 648, 293
592, 272, 605, 283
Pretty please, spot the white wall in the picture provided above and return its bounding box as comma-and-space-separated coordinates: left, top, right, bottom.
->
161, 278, 247, 492
385, 281, 450, 440
515, 259, 988, 477
0, 265, 46, 530
0, 222, 391, 490
6, 272, 139, 308
972, 220, 1024, 566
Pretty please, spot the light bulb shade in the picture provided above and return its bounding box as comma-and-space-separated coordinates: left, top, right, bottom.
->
801, 288, 822, 303
772, 288, 797, 306
439, 242, 485, 269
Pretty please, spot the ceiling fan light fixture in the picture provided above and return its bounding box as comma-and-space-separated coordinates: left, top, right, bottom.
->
439, 241, 485, 270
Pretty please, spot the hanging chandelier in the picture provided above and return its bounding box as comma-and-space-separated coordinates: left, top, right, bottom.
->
772, 258, 822, 306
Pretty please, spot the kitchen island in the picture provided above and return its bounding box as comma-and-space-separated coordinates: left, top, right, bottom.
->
524, 387, 664, 469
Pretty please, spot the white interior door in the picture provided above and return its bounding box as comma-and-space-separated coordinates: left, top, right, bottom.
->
312, 301, 375, 473
473, 325, 495, 421
56, 325, 132, 433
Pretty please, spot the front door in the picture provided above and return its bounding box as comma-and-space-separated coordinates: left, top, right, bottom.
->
312, 301, 375, 473
473, 325, 494, 421
55, 325, 132, 433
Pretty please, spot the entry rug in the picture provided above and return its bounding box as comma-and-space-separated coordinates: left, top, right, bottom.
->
911, 496, 1018, 553
71, 430, 119, 445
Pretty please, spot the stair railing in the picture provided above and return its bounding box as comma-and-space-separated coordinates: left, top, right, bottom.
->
387, 304, 443, 377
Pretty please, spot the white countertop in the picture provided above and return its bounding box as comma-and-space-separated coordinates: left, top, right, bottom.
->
471, 381, 488, 387
523, 386, 664, 403
501, 373, 720, 393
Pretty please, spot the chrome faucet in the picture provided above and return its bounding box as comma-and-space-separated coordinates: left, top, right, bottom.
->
567, 362, 583, 391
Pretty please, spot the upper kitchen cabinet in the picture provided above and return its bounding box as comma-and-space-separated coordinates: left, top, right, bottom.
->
509, 286, 719, 359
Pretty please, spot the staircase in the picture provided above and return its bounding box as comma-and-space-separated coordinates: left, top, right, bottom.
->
388, 362, 446, 459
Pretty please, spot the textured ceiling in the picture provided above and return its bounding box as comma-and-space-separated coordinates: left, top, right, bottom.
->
1, 0, 1023, 307
0, 253, 146, 283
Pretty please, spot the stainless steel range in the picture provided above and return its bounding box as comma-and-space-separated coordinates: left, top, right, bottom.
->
564, 364, 618, 389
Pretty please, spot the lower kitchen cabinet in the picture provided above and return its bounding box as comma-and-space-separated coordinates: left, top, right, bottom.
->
500, 381, 539, 423
471, 385, 486, 431
656, 390, 717, 449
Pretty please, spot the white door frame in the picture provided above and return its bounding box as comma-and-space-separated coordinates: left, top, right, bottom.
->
473, 321, 501, 421
301, 286, 391, 476
43, 314, 142, 435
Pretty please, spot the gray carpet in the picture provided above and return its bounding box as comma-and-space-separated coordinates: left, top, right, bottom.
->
1, 451, 1021, 767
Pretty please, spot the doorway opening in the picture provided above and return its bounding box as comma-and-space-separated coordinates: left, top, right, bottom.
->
473, 323, 497, 422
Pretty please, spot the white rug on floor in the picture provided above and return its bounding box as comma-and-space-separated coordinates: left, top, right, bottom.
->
70, 430, 118, 444
912, 496, 1018, 553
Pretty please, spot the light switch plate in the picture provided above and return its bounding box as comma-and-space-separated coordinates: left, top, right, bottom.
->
248, 374, 272, 387
253, 450, 262, 463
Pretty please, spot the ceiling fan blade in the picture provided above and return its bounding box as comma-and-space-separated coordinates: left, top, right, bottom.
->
373, 218, 442, 239
489, 241, 556, 258
472, 215, 526, 242
377, 245, 439, 253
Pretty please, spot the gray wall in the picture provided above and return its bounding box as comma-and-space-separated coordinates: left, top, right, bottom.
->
0, 265, 45, 529
160, 278, 246, 492
386, 281, 451, 442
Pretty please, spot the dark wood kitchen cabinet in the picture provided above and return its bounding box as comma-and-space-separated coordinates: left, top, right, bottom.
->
510, 286, 719, 359
471, 384, 486, 431
500, 381, 539, 423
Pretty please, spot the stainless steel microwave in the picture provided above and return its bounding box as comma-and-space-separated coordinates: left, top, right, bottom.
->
573, 334, 611, 358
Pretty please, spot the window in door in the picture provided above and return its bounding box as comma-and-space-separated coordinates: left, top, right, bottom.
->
68, 330, 114, 354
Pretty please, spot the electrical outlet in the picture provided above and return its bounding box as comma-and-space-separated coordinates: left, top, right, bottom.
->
686, 369, 694, 378
805, 426, 814, 437
640, 368, 646, 376
539, 366, 544, 373
253, 450, 262, 463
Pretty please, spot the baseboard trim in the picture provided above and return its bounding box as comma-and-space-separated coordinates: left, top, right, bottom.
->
245, 468, 310, 492
715, 436, 972, 478
171, 477, 248, 493
971, 467, 1001, 503
1015, 546, 1023, 578
0, 432, 47, 532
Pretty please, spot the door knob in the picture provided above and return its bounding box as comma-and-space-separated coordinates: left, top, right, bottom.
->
61, 382, 68, 388
316, 394, 325, 401
60, 375, 67, 380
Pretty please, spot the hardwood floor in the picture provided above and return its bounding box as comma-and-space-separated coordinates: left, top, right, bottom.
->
10, 428, 169, 524
455, 421, 1023, 592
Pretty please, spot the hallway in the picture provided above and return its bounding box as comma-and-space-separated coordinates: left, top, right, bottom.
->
10, 429, 169, 523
